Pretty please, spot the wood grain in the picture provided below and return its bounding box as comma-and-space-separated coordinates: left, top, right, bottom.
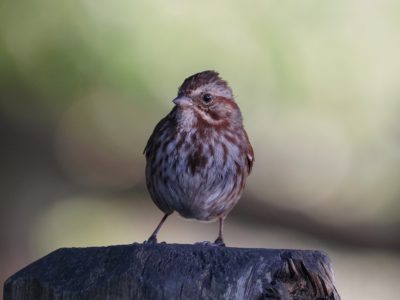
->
4, 243, 340, 300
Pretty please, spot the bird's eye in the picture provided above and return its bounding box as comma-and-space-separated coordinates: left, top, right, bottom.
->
202, 93, 213, 103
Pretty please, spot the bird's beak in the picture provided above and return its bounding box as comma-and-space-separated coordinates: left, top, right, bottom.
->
173, 96, 192, 107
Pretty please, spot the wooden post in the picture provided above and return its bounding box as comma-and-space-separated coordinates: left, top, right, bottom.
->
4, 243, 340, 300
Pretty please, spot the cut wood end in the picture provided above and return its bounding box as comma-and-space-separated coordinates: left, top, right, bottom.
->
4, 243, 341, 300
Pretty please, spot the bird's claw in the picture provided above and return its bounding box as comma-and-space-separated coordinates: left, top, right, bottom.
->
195, 240, 226, 247
214, 237, 226, 247
144, 236, 158, 244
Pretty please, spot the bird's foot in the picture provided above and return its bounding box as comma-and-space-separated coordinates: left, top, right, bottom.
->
144, 235, 158, 244
214, 237, 226, 247
195, 240, 226, 247
195, 241, 213, 246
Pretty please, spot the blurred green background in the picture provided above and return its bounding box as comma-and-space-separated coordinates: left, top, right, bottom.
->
1, 0, 400, 298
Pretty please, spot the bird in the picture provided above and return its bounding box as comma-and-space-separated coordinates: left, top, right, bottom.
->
144, 70, 254, 246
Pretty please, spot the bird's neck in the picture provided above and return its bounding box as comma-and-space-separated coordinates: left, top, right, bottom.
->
175, 107, 198, 133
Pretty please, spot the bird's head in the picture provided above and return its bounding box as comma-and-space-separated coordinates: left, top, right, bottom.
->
173, 71, 242, 126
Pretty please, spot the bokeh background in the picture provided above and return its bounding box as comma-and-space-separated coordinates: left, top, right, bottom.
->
1, 0, 400, 298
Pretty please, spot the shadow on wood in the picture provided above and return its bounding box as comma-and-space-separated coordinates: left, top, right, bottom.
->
4, 243, 340, 300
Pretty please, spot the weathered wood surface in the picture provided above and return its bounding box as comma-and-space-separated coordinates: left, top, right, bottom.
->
4, 243, 340, 300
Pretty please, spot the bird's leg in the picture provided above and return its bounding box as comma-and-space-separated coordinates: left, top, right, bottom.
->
146, 213, 171, 244
214, 217, 226, 246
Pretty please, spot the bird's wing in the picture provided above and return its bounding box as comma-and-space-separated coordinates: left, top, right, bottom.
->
244, 130, 254, 174
143, 108, 176, 157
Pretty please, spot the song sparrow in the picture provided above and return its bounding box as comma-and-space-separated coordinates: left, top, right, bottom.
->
144, 70, 254, 245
